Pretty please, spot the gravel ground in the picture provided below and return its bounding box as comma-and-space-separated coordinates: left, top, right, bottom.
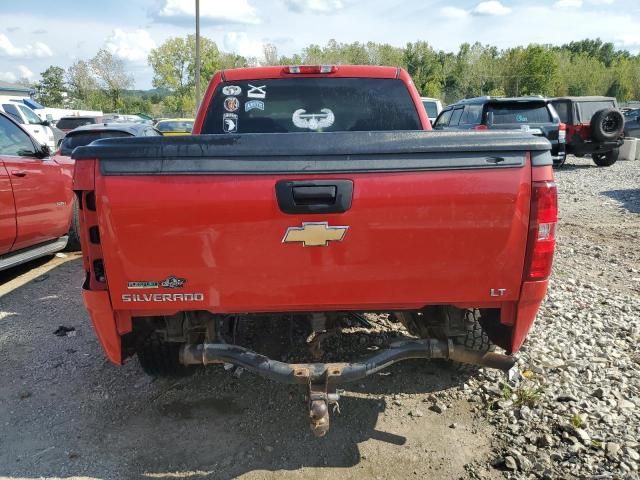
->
0, 155, 638, 480
469, 155, 640, 479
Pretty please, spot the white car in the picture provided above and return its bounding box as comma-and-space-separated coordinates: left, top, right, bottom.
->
421, 97, 443, 126
0, 101, 56, 150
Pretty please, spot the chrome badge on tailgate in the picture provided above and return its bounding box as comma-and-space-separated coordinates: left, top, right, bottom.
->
282, 222, 349, 247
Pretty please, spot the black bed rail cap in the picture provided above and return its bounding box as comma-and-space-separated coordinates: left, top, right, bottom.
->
72, 130, 551, 161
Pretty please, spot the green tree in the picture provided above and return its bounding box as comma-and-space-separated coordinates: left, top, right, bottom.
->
263, 43, 279, 65
501, 45, 558, 96
403, 41, 444, 98
34, 66, 66, 107
606, 58, 635, 100
148, 35, 224, 116
90, 49, 134, 111
66, 60, 98, 107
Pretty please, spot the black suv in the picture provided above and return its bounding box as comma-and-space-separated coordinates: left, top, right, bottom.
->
550, 97, 625, 167
433, 96, 566, 166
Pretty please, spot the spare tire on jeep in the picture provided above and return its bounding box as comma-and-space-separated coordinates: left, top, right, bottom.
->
591, 108, 625, 142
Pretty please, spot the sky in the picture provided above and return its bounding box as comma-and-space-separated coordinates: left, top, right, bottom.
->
1, 0, 640, 89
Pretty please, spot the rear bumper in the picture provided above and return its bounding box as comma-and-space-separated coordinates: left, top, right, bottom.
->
567, 138, 623, 155
509, 279, 549, 352
82, 288, 121, 364
83, 282, 549, 366
551, 143, 566, 165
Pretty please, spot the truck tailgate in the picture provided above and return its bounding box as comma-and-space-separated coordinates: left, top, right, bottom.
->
75, 131, 551, 312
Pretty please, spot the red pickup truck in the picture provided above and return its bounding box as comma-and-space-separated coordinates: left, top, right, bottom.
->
72, 66, 557, 436
1, 111, 78, 271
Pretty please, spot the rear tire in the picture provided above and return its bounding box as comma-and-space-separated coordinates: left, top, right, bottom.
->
593, 148, 619, 167
64, 198, 81, 251
401, 308, 495, 373
454, 310, 495, 373
137, 334, 193, 377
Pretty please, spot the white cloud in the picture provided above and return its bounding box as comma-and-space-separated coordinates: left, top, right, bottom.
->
223, 32, 265, 59
615, 33, 640, 51
0, 33, 53, 58
283, 0, 344, 13
0, 65, 34, 83
105, 29, 156, 62
154, 0, 260, 25
440, 6, 469, 18
17, 65, 34, 80
472, 1, 512, 16
0, 71, 18, 82
555, 0, 583, 8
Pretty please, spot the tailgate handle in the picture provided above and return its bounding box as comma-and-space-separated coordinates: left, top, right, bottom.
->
485, 156, 506, 164
292, 186, 336, 204
276, 180, 353, 214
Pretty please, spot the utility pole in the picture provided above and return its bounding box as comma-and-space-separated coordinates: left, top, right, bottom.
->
195, 0, 201, 111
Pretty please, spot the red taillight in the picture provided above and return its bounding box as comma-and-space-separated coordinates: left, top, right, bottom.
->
285, 65, 337, 74
473, 124, 489, 131
558, 123, 566, 143
524, 181, 558, 281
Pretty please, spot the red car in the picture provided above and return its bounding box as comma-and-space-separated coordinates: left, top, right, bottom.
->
72, 66, 557, 435
0, 111, 79, 270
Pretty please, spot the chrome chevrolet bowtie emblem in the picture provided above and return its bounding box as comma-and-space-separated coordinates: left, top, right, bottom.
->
282, 222, 349, 247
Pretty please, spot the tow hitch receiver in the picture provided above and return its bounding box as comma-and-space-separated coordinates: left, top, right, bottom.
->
179, 339, 515, 436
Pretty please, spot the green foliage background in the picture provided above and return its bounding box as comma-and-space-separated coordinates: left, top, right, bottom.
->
31, 37, 640, 117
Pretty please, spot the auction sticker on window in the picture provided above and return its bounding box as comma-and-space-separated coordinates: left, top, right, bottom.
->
223, 113, 238, 133
224, 96, 240, 112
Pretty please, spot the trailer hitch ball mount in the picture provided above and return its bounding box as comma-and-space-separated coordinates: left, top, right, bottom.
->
179, 339, 516, 436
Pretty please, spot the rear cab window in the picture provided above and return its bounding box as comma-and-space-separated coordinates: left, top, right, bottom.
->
57, 117, 98, 130
460, 104, 483, 125
157, 121, 193, 133
202, 78, 421, 134
487, 103, 553, 124
577, 101, 616, 123
59, 130, 131, 156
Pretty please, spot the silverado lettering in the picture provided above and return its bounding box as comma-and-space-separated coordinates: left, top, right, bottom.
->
121, 293, 204, 302
72, 65, 557, 436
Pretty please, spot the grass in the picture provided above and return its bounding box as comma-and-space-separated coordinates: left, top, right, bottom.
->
496, 380, 544, 408
501, 383, 513, 400
571, 413, 586, 429
513, 384, 544, 408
